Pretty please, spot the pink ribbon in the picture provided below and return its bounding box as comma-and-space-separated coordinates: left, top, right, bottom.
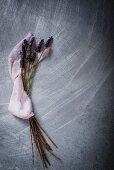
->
8, 33, 50, 119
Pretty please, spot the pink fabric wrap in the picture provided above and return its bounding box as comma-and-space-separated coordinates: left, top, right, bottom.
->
8, 33, 50, 119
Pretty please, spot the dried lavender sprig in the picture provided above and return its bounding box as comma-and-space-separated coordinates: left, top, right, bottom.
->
45, 36, 53, 48
26, 37, 37, 64
37, 36, 53, 63
20, 39, 28, 68
23, 39, 28, 49
36, 39, 44, 52
20, 46, 26, 69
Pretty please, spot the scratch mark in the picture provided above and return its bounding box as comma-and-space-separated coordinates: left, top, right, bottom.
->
54, 67, 114, 132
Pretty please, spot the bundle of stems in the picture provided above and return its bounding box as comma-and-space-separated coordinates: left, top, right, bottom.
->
20, 36, 60, 168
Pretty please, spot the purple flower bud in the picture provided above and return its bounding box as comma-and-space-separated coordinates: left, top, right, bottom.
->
37, 39, 44, 52
45, 36, 53, 48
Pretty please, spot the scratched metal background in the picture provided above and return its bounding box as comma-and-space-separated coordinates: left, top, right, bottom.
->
0, 0, 113, 170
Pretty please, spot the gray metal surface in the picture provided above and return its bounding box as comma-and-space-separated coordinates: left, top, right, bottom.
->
0, 0, 113, 170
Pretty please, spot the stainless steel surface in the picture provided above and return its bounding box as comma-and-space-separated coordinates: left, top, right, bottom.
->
0, 0, 113, 170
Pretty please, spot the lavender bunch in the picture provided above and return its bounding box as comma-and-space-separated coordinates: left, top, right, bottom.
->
20, 36, 60, 168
